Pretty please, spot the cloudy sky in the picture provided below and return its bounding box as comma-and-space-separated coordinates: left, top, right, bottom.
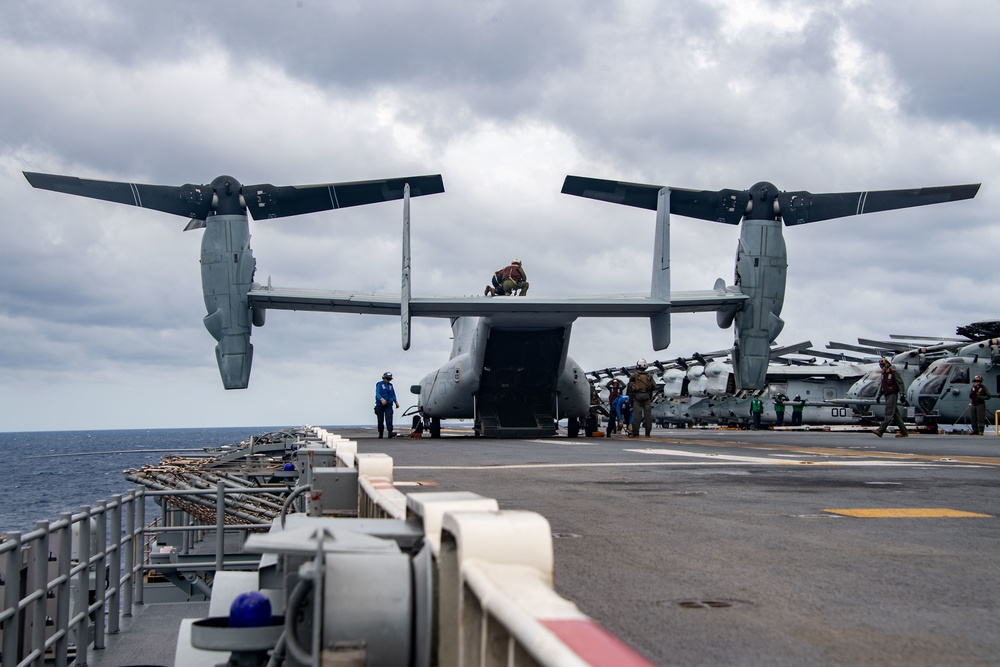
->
2, 0, 997, 432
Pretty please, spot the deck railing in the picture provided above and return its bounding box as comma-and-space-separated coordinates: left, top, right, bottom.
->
0, 483, 282, 667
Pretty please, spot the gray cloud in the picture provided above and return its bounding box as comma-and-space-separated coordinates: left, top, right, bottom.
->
1, 0, 997, 430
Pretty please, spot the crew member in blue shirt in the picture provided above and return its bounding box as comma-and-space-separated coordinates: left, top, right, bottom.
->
375, 371, 400, 439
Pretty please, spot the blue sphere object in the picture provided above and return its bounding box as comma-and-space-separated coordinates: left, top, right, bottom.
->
283, 462, 295, 471
229, 591, 272, 628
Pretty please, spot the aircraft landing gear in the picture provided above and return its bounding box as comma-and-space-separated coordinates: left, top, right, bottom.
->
567, 417, 580, 438
428, 417, 441, 438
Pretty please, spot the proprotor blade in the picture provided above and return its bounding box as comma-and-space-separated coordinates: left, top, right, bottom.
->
245, 174, 444, 220
778, 183, 980, 226
23, 172, 215, 220
562, 176, 747, 224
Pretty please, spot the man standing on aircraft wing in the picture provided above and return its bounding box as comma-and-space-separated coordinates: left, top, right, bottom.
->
375, 372, 400, 439
969, 375, 991, 436
627, 359, 655, 438
873, 359, 909, 438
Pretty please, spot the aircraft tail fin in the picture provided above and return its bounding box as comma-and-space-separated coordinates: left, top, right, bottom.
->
401, 183, 412, 350
649, 187, 671, 350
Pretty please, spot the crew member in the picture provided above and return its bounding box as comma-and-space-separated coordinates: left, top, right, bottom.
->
791, 395, 804, 426
374, 371, 400, 439
485, 259, 529, 296
773, 393, 786, 426
873, 358, 909, 438
969, 375, 992, 436
610, 392, 629, 435
627, 359, 655, 438
605, 377, 625, 435
750, 394, 763, 430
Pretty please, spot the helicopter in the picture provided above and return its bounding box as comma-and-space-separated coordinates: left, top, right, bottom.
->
647, 345, 866, 428
906, 336, 1000, 431
826, 336, 974, 424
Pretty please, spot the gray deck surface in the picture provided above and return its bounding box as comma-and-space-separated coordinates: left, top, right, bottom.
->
91, 425, 1000, 666
89, 601, 209, 667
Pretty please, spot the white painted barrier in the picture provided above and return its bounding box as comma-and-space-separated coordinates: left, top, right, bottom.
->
341, 430, 657, 667
358, 475, 407, 519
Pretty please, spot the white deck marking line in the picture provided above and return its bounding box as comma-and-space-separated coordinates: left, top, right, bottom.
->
627, 448, 794, 464
396, 460, 974, 471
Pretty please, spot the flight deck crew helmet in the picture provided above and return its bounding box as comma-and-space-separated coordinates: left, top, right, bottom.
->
382, 372, 393, 381
636, 358, 648, 370
974, 375, 984, 382
879, 358, 891, 368
512, 258, 522, 265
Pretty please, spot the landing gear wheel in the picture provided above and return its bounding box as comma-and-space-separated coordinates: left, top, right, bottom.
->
567, 417, 580, 438
429, 417, 441, 439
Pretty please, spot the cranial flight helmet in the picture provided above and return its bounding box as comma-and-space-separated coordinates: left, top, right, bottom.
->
636, 358, 648, 370
382, 371, 393, 381
512, 258, 522, 265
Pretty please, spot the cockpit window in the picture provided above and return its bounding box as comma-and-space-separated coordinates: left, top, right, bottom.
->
929, 364, 951, 377
920, 375, 947, 397
858, 371, 881, 398
949, 365, 970, 384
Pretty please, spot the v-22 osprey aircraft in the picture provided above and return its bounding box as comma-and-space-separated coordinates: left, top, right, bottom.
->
25, 170, 980, 438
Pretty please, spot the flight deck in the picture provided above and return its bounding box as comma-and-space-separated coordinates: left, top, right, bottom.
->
372, 426, 999, 666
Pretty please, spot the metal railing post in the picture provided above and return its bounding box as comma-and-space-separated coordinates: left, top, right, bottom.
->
215, 480, 225, 574
135, 490, 145, 605
31, 521, 50, 667
76, 506, 91, 667
123, 493, 134, 617
107, 496, 122, 635
55, 514, 72, 667
93, 502, 107, 649
3, 532, 22, 667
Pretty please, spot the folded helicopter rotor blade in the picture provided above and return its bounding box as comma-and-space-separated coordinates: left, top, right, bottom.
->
562, 176, 747, 224
770, 341, 814, 358
24, 172, 214, 220
888, 334, 967, 342
827, 341, 885, 356
857, 337, 919, 351
778, 183, 980, 226
245, 174, 444, 220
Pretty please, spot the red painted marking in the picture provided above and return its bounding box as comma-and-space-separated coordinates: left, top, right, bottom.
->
541, 619, 655, 666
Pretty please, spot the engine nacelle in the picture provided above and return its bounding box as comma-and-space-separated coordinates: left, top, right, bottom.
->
727, 217, 787, 390
200, 214, 256, 389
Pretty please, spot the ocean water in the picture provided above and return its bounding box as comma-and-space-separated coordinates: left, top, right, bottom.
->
0, 426, 289, 535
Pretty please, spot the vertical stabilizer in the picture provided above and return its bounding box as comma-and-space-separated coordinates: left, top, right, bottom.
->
650, 187, 671, 350
401, 184, 412, 350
